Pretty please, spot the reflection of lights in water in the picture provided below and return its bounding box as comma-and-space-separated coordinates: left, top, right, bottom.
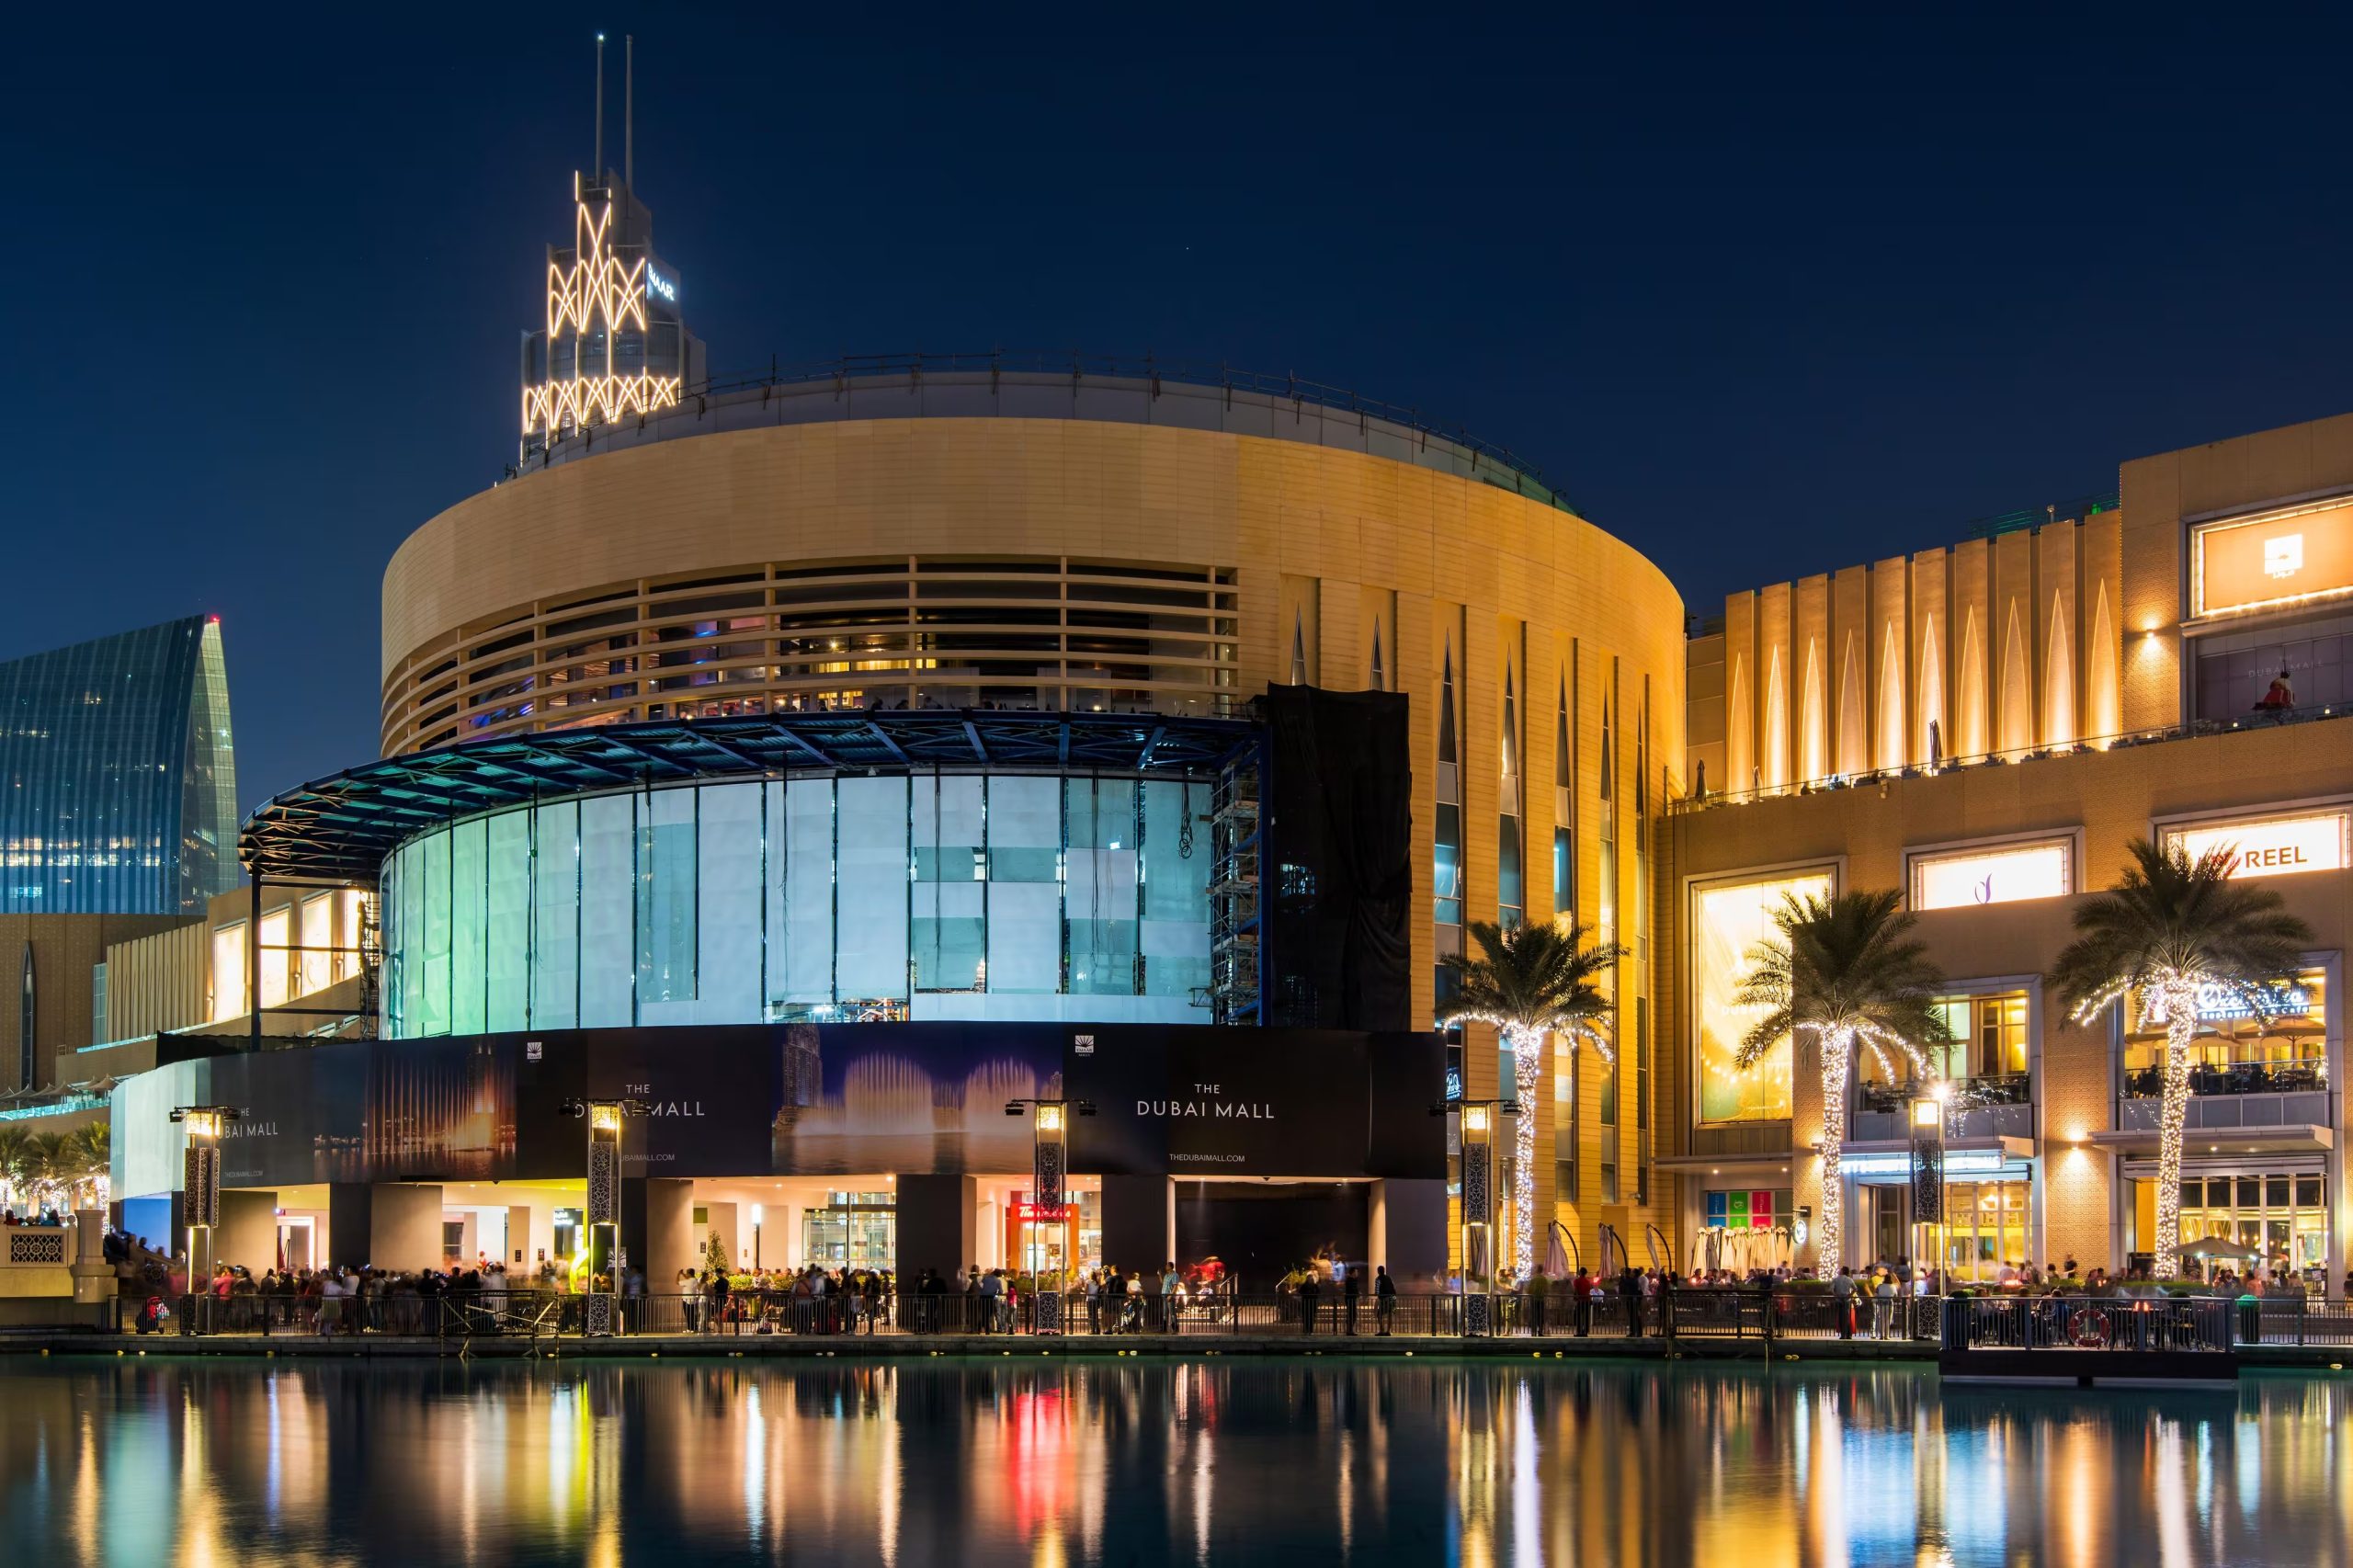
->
745, 1380, 765, 1545
1510, 1380, 1538, 1568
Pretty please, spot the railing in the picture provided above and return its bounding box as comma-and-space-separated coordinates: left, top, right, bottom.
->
526, 351, 1580, 514
99, 1283, 2353, 1352
1962, 491, 2120, 540
2122, 1059, 2329, 1097
1669, 702, 2353, 813
1942, 1293, 2234, 1352
1859, 1074, 2030, 1114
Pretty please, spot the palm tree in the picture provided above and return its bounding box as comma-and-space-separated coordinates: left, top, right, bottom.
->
0, 1125, 29, 1211
1440, 918, 1625, 1280
52, 1120, 110, 1209
1734, 889, 1953, 1279
16, 1131, 63, 1214
2049, 839, 2313, 1278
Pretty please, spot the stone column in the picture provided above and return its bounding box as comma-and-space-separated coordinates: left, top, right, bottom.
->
71, 1209, 112, 1305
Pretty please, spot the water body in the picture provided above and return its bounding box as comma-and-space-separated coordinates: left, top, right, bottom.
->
1, 1356, 2347, 1565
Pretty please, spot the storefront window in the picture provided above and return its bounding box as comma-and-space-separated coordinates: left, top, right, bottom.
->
2140, 1170, 2327, 1276
2121, 969, 2327, 1096
1937, 1179, 2032, 1284
1860, 992, 2029, 1108
1692, 869, 1832, 1122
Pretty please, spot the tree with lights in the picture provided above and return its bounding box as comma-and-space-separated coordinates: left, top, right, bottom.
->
1734, 888, 1953, 1279
2048, 839, 2311, 1279
1440, 918, 1624, 1281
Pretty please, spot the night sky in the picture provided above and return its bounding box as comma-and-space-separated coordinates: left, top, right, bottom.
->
8, 10, 2350, 814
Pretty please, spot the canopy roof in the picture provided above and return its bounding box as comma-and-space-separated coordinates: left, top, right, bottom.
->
241, 709, 1257, 881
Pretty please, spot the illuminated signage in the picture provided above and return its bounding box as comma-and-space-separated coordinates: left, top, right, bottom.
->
2143, 975, 2320, 1027
1841, 1150, 2018, 1178
2192, 497, 2353, 619
1694, 869, 1833, 1124
524, 193, 683, 444
645, 264, 677, 303
1910, 840, 2072, 911
2165, 811, 2349, 881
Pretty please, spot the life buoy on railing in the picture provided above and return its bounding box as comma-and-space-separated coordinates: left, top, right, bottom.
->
2072, 1307, 2112, 1348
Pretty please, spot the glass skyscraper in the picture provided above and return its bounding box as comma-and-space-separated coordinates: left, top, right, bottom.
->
0, 616, 238, 915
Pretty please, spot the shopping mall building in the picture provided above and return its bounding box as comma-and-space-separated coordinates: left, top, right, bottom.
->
1676, 414, 2353, 1284
105, 156, 1684, 1288
100, 147, 2353, 1292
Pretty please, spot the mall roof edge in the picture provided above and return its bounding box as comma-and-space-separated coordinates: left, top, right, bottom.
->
241, 710, 1259, 882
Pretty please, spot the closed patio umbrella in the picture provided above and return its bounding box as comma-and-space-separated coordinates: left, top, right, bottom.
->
1544, 1221, 1571, 1278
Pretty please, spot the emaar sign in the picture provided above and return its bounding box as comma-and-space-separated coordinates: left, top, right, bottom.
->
644, 264, 677, 303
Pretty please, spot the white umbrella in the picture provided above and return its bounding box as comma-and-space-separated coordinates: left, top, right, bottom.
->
1544, 1221, 1571, 1278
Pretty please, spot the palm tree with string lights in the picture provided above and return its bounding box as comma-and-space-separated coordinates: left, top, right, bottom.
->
1733, 888, 1953, 1279
1440, 918, 1624, 1281
2048, 839, 2312, 1279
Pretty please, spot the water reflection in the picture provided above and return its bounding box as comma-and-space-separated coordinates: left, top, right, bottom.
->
4, 1359, 2351, 1565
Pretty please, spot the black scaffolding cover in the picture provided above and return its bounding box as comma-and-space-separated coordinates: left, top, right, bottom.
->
1260, 685, 1412, 1030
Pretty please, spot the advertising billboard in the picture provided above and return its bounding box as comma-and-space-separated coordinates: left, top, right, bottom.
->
1692, 869, 1834, 1123
114, 1022, 1443, 1192
1909, 839, 2073, 910
2165, 811, 2350, 881
2192, 498, 2353, 619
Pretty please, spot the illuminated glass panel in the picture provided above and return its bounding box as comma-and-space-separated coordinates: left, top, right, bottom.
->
297, 893, 331, 998
2165, 811, 2349, 880
1909, 840, 2072, 910
1693, 869, 1833, 1123
210, 923, 245, 1023
376, 771, 1216, 1038
256, 907, 292, 1011
2192, 497, 2353, 619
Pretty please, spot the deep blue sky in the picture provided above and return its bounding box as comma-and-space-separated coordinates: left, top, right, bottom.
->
6, 9, 2350, 814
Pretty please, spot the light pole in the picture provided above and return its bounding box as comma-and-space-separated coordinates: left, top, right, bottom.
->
750, 1203, 764, 1272
562, 1096, 645, 1336
1909, 1084, 1948, 1309
1007, 1097, 1093, 1334
170, 1104, 240, 1332
1435, 1097, 1515, 1336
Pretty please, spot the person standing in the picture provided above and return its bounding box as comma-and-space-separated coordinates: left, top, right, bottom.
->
1572, 1267, 1593, 1336
1618, 1265, 1643, 1338
1833, 1266, 1858, 1339
1524, 1268, 1548, 1337
1343, 1265, 1362, 1335
1374, 1265, 1396, 1335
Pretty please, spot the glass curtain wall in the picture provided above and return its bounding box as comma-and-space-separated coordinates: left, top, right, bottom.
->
380, 771, 1211, 1038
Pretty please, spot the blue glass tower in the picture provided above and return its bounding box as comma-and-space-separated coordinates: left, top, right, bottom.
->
0, 616, 238, 914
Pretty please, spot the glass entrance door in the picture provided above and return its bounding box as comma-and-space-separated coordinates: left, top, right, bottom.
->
1938, 1179, 2031, 1284
801, 1191, 896, 1270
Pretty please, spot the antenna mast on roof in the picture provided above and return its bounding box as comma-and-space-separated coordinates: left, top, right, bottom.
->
625, 35, 635, 187
594, 33, 606, 180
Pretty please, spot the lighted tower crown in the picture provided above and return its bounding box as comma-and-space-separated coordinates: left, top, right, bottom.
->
520, 168, 702, 459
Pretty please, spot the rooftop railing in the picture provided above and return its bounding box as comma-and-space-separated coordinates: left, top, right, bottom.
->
517, 350, 1583, 517
1671, 700, 2353, 814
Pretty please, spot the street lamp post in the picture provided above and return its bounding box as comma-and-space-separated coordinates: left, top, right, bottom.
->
1909, 1085, 1948, 1315
1007, 1098, 1093, 1335
563, 1096, 645, 1336
170, 1104, 241, 1333
1435, 1098, 1516, 1337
